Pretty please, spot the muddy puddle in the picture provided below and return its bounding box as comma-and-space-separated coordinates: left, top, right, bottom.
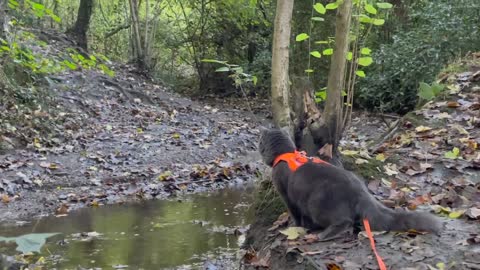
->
0, 187, 254, 269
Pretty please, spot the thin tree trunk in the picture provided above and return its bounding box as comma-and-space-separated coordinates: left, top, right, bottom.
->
0, 0, 6, 39
322, 0, 352, 147
129, 0, 144, 69
271, 0, 294, 133
67, 0, 94, 51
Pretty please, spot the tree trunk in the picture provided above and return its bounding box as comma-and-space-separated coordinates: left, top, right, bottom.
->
128, 0, 145, 70
271, 0, 294, 133
321, 0, 352, 145
0, 0, 7, 39
67, 0, 94, 51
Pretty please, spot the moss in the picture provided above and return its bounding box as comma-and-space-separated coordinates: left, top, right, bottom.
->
342, 155, 386, 182
250, 173, 286, 224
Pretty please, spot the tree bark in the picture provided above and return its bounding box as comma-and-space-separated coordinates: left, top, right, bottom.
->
271, 0, 294, 133
67, 0, 94, 51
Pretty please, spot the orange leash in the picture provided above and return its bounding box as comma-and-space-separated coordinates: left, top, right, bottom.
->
363, 219, 387, 270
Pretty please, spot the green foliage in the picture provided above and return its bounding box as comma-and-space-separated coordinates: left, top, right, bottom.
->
417, 82, 445, 101
202, 59, 257, 89
357, 0, 480, 113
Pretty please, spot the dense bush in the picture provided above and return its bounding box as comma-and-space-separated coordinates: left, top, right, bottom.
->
356, 0, 480, 113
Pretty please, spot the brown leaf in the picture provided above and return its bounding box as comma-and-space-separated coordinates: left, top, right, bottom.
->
55, 203, 69, 215
2, 194, 10, 204
447, 101, 461, 108
268, 212, 289, 231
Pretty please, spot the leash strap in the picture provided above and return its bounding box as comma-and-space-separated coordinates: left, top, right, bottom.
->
363, 218, 387, 270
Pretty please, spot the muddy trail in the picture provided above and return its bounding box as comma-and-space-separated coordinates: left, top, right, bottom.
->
0, 59, 264, 223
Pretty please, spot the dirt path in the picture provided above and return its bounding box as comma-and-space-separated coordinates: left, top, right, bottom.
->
0, 66, 263, 222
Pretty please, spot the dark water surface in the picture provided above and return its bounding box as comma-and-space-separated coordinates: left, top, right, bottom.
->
0, 187, 254, 269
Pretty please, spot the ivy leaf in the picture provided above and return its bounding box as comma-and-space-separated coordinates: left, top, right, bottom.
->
373, 19, 385, 26
322, 48, 334, 55
356, 70, 366, 77
326, 2, 338, 10
311, 17, 325, 22
358, 57, 373, 66
313, 3, 326, 14
376, 2, 393, 9
310, 51, 322, 58
215, 67, 230, 72
360, 47, 371, 55
365, 4, 377, 15
314, 40, 329, 44
296, 33, 309, 42
305, 69, 314, 73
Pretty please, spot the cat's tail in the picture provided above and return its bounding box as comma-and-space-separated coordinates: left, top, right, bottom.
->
359, 195, 442, 234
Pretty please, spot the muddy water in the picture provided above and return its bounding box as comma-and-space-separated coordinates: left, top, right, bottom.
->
0, 187, 254, 269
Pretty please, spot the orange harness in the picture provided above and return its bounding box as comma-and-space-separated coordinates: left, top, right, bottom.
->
273, 151, 387, 270
272, 150, 329, 171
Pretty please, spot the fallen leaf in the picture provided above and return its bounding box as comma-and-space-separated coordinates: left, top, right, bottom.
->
340, 149, 359, 156
448, 209, 466, 219
415, 126, 432, 133
55, 204, 69, 215
444, 147, 460, 159
2, 194, 10, 204
465, 207, 480, 219
279, 227, 306, 240
375, 153, 386, 162
158, 171, 172, 181
447, 101, 460, 108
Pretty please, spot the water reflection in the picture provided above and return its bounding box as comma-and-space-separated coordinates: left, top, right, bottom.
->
0, 187, 254, 269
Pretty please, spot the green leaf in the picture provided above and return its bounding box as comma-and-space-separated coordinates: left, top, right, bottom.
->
356, 70, 366, 77
373, 19, 385, 26
311, 17, 325, 22
360, 47, 371, 55
313, 3, 326, 14
0, 233, 59, 253
8, 0, 19, 9
315, 90, 327, 100
215, 67, 230, 72
359, 15, 373, 24
326, 2, 338, 9
365, 4, 377, 15
310, 51, 321, 58
358, 57, 373, 66
431, 83, 445, 95
296, 33, 309, 42
444, 147, 460, 159
252, 76, 258, 86
418, 82, 434, 100
346, 52, 353, 61
341, 90, 347, 97
62, 60, 77, 70
305, 69, 314, 73
314, 40, 329, 44
322, 48, 334, 55
376, 2, 393, 9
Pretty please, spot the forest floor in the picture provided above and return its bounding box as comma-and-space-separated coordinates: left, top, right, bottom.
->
0, 34, 267, 222
244, 59, 480, 270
